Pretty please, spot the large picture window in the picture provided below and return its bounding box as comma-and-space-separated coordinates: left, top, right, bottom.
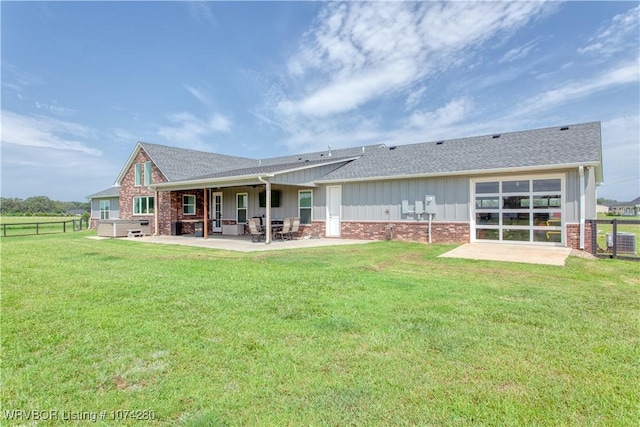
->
299, 190, 312, 224
99, 200, 110, 220
236, 193, 247, 224
133, 196, 154, 215
183, 195, 196, 215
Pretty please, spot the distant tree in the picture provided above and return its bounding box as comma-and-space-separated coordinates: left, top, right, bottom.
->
0, 196, 89, 216
597, 198, 618, 206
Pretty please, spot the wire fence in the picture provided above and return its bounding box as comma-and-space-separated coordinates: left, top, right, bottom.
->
1, 218, 89, 237
589, 218, 640, 261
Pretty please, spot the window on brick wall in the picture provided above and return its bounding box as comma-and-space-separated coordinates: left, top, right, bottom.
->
133, 196, 154, 215
144, 161, 152, 186
135, 163, 142, 186
183, 195, 196, 215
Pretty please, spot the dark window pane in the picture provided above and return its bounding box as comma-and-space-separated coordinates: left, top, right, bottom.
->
477, 229, 499, 240
476, 182, 499, 193
534, 230, 561, 243
476, 197, 499, 209
503, 229, 530, 241
503, 196, 530, 209
502, 180, 529, 193
533, 179, 561, 192
300, 208, 311, 224
533, 196, 561, 208
503, 213, 529, 226
533, 212, 562, 226
477, 212, 500, 225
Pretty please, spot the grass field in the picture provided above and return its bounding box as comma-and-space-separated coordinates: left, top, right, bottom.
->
2, 232, 639, 425
0, 216, 87, 237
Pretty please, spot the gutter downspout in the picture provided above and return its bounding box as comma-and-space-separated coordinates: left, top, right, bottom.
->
258, 175, 271, 244
579, 166, 585, 250
154, 190, 159, 236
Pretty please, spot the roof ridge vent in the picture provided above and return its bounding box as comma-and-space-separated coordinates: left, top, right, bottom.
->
492, 134, 501, 139
560, 126, 569, 131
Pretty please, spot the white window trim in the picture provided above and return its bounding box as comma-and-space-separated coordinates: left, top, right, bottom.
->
133, 196, 154, 215
298, 189, 313, 224
236, 192, 248, 224
134, 163, 142, 187
99, 200, 110, 220
470, 173, 566, 245
183, 194, 196, 215
144, 161, 152, 186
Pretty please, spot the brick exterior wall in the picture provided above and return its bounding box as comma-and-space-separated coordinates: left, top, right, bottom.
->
566, 222, 594, 254
119, 148, 168, 233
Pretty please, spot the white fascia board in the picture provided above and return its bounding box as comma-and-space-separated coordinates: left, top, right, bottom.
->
315, 162, 602, 184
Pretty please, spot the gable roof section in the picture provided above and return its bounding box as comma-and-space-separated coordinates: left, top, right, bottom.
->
115, 142, 256, 185
318, 122, 603, 183
87, 186, 120, 199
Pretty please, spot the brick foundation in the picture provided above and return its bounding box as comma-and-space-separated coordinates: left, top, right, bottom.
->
340, 221, 470, 243
566, 222, 594, 254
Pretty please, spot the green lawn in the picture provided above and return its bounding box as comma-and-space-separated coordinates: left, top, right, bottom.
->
2, 232, 638, 426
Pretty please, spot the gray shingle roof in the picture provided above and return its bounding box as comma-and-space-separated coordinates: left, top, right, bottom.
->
115, 122, 601, 188
139, 142, 256, 182
609, 196, 640, 207
318, 122, 602, 181
189, 156, 356, 181
87, 186, 120, 199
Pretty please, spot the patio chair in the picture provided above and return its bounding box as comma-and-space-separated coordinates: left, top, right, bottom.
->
275, 218, 291, 241
248, 218, 265, 242
289, 217, 300, 240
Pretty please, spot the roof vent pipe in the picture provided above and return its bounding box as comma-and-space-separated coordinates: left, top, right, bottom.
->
328, 144, 332, 157
362, 146, 365, 153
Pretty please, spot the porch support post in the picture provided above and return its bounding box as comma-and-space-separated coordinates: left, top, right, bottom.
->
203, 187, 208, 239
579, 165, 585, 250
258, 176, 271, 244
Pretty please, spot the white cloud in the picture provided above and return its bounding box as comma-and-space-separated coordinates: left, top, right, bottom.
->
0, 110, 101, 156
186, 1, 216, 26
578, 5, 640, 58
157, 112, 232, 148
509, 61, 640, 118
278, 1, 553, 119
183, 84, 211, 106
408, 98, 475, 129
34, 101, 76, 118
499, 39, 539, 63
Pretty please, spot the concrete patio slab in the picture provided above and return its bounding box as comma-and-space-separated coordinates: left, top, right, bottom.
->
118, 234, 373, 252
439, 243, 572, 266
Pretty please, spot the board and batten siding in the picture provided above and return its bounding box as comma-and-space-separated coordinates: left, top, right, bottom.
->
565, 167, 598, 223
90, 197, 119, 220
331, 177, 470, 222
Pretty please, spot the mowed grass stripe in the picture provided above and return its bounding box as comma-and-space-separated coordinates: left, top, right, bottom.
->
1, 232, 638, 425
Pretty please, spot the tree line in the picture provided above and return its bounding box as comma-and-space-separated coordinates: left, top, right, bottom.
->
0, 196, 90, 216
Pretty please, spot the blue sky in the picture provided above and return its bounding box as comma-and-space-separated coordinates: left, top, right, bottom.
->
1, 1, 638, 202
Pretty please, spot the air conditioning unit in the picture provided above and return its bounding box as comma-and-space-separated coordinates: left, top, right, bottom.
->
606, 232, 637, 254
